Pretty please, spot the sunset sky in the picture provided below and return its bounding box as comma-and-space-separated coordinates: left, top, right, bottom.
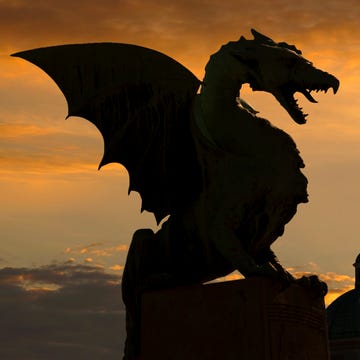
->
1, 0, 359, 357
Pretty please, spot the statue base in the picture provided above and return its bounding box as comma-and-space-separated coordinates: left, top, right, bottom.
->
139, 277, 329, 359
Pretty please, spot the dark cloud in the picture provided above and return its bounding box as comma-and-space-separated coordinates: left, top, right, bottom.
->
0, 263, 125, 359
0, 265, 355, 357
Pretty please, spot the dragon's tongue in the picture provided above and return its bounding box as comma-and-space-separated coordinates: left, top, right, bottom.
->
301, 89, 318, 103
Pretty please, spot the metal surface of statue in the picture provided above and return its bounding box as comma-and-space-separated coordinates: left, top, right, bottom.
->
12, 29, 339, 359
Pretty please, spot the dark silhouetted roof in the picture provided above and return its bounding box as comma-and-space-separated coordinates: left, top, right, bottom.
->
327, 289, 360, 339
327, 253, 360, 340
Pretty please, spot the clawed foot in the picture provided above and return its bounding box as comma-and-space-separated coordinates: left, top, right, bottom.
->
247, 261, 294, 288
295, 275, 328, 297
245, 263, 327, 297
248, 262, 282, 278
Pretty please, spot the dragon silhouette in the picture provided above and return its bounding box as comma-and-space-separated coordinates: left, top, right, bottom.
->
13, 29, 339, 359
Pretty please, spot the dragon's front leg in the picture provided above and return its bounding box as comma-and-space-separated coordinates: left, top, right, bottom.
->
251, 248, 327, 296
265, 250, 327, 296
256, 249, 295, 282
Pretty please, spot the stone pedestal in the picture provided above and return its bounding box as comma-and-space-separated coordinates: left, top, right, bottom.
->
139, 277, 329, 359
329, 338, 360, 359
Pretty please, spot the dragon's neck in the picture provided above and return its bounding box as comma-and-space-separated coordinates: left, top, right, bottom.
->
200, 51, 247, 110
198, 50, 256, 150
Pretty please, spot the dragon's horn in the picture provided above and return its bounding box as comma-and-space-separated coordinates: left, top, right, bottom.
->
251, 29, 275, 44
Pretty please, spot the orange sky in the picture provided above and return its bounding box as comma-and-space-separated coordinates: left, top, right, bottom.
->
0, 0, 360, 312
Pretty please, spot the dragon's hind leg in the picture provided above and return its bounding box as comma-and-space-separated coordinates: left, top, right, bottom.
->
121, 222, 197, 360
122, 228, 177, 360
122, 228, 156, 360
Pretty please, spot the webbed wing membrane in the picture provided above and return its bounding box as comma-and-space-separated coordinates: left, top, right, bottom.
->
12, 43, 202, 223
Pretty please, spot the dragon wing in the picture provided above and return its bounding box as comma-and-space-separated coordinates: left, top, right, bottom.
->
12, 43, 202, 223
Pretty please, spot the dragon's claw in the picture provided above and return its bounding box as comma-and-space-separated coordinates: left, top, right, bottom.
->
295, 275, 328, 297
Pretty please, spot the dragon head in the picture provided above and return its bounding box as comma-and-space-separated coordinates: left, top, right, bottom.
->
231, 29, 339, 124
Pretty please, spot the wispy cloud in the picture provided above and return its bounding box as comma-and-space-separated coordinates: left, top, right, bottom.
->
320, 272, 355, 306
109, 264, 124, 272
0, 123, 62, 137
63, 243, 129, 274
65, 243, 128, 258
286, 263, 355, 306
0, 120, 102, 175
2, 0, 358, 72
208, 263, 354, 307
0, 263, 121, 287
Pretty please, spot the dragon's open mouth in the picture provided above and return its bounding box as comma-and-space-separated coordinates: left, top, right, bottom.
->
275, 77, 340, 124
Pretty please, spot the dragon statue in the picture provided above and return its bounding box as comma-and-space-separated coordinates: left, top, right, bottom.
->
13, 29, 339, 359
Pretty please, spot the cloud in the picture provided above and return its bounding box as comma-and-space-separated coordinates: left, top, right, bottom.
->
318, 272, 355, 306
63, 243, 129, 275
285, 265, 355, 306
0, 263, 125, 359
0, 263, 121, 287
0, 123, 62, 137
2, 0, 358, 62
64, 242, 103, 254
1, 0, 358, 178
0, 119, 103, 175
65, 242, 129, 258
109, 264, 124, 272
208, 264, 355, 307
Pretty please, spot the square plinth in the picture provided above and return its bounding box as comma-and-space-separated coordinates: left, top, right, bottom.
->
139, 277, 329, 360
